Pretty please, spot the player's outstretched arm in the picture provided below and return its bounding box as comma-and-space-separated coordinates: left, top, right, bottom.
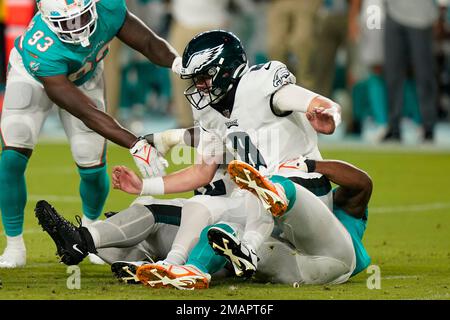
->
117, 11, 179, 70
311, 160, 372, 219
40, 75, 138, 148
272, 84, 342, 134
112, 160, 218, 196
144, 127, 201, 155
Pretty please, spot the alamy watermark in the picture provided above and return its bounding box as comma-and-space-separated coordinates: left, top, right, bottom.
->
365, 5, 383, 30
366, 265, 381, 289
66, 266, 81, 290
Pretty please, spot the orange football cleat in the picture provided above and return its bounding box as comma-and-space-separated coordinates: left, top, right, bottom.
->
228, 160, 288, 217
136, 262, 210, 290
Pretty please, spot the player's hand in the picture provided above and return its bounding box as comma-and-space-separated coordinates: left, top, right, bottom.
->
278, 156, 308, 173
306, 97, 341, 135
130, 138, 169, 178
172, 56, 182, 75
112, 166, 143, 195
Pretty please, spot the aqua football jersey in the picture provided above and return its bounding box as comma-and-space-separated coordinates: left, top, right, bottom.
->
14, 0, 127, 86
332, 189, 371, 277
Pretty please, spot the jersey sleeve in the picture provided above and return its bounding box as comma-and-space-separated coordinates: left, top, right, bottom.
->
247, 60, 297, 98
97, 0, 127, 32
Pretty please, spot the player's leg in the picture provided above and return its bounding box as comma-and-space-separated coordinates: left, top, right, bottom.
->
110, 220, 181, 284
228, 161, 355, 284
207, 191, 273, 277
162, 194, 245, 266
136, 222, 239, 289
255, 236, 353, 285
265, 182, 355, 285
58, 68, 109, 263
34, 197, 184, 265
0, 51, 54, 267
135, 195, 247, 288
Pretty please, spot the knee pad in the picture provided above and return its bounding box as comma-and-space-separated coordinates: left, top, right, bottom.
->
1, 115, 37, 148
2, 81, 50, 148
181, 201, 214, 225
70, 133, 106, 167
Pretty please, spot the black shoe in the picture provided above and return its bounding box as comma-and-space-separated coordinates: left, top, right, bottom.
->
382, 129, 401, 142
207, 226, 258, 278
34, 200, 96, 265
111, 261, 150, 284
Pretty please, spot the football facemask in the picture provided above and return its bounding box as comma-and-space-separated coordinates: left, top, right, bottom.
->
38, 0, 98, 47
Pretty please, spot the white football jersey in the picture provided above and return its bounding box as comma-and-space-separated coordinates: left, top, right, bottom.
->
193, 60, 323, 176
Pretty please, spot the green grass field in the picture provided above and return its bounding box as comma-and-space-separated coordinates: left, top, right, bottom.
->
0, 142, 449, 300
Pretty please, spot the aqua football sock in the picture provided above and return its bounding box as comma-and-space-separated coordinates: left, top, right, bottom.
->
186, 223, 236, 274
0, 150, 29, 237
78, 165, 109, 221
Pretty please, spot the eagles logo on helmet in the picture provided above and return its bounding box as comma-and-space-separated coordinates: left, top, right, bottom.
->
180, 30, 248, 110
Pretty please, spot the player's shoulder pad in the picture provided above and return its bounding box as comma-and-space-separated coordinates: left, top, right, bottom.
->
20, 20, 68, 77
96, 0, 127, 32
244, 60, 296, 97
96, 0, 127, 12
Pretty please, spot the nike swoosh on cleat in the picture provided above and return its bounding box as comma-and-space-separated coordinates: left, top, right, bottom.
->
72, 244, 84, 255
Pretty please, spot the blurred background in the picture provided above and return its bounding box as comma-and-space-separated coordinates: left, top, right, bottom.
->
1, 0, 450, 147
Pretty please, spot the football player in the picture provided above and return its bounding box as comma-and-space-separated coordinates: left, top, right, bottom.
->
33, 156, 371, 289
135, 157, 372, 289
34, 29, 344, 284
0, 0, 180, 268
130, 30, 344, 280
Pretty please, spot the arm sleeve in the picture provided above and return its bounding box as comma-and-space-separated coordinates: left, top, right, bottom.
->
272, 84, 319, 114
272, 84, 342, 127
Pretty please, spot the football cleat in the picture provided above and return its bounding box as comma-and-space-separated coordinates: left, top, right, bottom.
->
207, 226, 258, 278
111, 261, 150, 284
228, 160, 288, 217
0, 247, 26, 268
34, 200, 96, 265
136, 262, 210, 290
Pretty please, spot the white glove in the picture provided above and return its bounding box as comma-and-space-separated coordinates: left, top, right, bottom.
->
277, 156, 308, 174
152, 129, 186, 156
171, 56, 182, 76
130, 138, 168, 178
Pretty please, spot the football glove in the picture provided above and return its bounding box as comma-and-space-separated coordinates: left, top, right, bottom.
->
130, 138, 168, 178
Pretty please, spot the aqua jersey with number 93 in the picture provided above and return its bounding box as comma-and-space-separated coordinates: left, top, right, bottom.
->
14, 0, 127, 86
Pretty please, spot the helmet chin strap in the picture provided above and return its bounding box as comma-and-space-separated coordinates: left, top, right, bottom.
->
80, 37, 90, 47
75, 28, 91, 47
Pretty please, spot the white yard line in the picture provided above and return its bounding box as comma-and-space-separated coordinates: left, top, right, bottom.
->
370, 202, 450, 214
382, 275, 420, 280
28, 195, 80, 203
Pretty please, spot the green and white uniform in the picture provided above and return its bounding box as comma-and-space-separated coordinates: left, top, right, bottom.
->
2, 0, 126, 159
0, 0, 126, 240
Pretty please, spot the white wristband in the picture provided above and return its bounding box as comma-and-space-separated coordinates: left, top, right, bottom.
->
140, 177, 165, 196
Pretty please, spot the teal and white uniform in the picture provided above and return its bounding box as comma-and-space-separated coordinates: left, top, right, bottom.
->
333, 197, 371, 277
14, 0, 127, 85
0, 0, 127, 240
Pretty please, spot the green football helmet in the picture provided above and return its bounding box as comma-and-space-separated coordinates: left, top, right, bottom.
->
180, 30, 248, 110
